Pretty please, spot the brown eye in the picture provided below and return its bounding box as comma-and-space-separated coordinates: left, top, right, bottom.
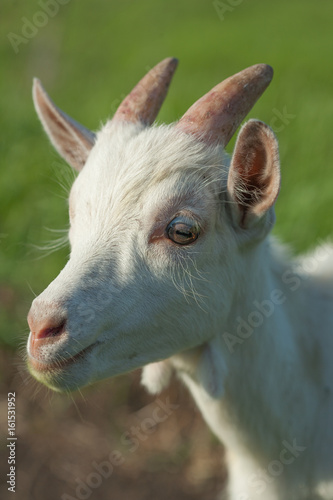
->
166, 217, 199, 245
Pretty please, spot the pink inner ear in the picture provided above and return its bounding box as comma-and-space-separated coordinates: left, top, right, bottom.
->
228, 120, 280, 223
234, 140, 269, 207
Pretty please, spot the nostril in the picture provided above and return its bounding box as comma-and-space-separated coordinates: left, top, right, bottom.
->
36, 320, 66, 340
27, 301, 67, 346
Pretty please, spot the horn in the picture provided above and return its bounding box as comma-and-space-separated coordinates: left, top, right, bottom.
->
114, 57, 178, 125
175, 64, 273, 146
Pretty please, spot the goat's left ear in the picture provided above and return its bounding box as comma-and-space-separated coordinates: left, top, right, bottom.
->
227, 119, 280, 232
33, 79, 96, 171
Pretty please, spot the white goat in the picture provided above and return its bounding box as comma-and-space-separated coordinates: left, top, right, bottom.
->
27, 58, 333, 500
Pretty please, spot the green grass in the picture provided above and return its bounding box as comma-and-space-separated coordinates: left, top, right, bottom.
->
1, 0, 333, 347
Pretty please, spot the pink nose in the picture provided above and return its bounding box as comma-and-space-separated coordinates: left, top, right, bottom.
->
27, 301, 67, 357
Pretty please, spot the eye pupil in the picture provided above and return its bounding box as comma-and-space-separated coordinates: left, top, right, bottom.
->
177, 229, 189, 236
167, 217, 199, 245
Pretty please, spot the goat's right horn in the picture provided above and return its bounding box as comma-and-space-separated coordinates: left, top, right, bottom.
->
114, 57, 178, 125
175, 64, 273, 147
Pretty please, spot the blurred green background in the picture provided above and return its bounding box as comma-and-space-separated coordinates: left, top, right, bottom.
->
1, 2, 333, 499
1, 0, 333, 348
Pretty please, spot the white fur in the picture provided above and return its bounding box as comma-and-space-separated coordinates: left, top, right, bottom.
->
27, 108, 333, 500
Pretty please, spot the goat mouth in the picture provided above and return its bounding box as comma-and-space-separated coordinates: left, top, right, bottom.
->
28, 343, 96, 373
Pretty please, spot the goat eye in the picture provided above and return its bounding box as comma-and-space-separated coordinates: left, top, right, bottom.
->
166, 217, 199, 245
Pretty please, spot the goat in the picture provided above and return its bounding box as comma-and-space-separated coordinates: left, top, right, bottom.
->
26, 58, 333, 500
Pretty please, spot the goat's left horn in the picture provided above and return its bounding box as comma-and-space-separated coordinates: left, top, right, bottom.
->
114, 57, 178, 125
175, 64, 273, 147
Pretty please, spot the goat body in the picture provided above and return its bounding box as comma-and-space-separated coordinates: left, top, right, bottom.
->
26, 58, 333, 499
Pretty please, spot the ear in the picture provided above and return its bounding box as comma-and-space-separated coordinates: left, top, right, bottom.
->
227, 119, 280, 232
141, 360, 173, 394
197, 338, 227, 399
33, 79, 96, 171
